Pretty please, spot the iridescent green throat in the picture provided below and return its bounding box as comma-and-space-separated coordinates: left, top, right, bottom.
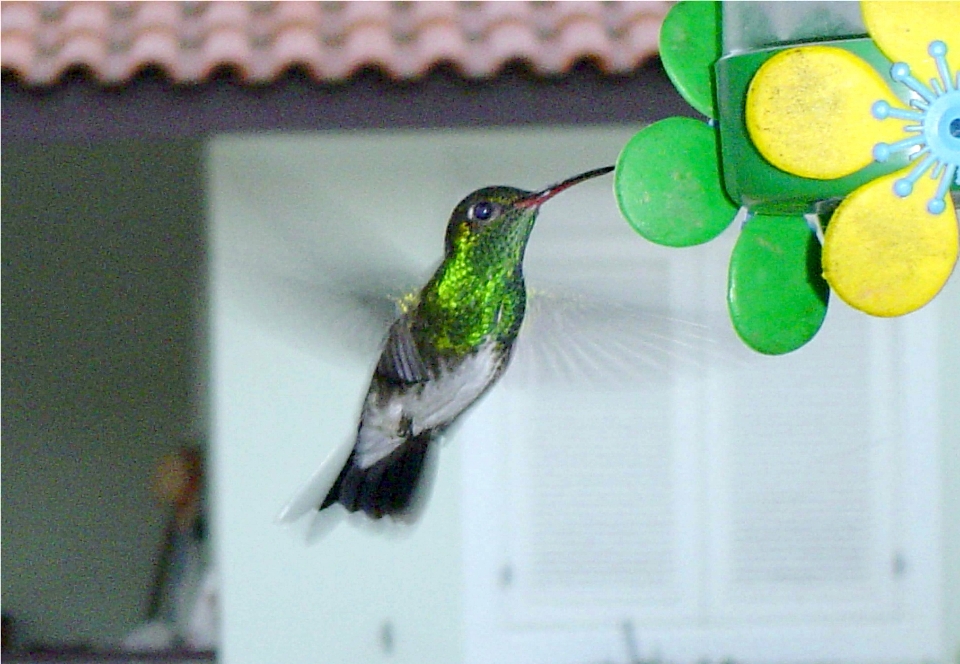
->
415, 194, 538, 356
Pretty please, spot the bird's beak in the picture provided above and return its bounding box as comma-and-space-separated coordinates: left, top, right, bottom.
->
515, 165, 615, 209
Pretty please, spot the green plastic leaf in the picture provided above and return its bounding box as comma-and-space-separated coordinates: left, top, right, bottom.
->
659, 0, 721, 119
727, 214, 829, 355
615, 117, 736, 247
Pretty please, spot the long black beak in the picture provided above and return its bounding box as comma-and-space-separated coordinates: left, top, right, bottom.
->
515, 165, 615, 209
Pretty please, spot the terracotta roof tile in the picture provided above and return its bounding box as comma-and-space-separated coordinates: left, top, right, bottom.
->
1, 1, 668, 85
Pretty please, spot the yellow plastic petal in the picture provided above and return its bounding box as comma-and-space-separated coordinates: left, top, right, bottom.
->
823, 169, 959, 317
746, 46, 907, 180
862, 1, 960, 84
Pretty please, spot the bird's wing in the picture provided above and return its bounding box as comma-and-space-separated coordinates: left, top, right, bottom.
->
224, 260, 405, 362
220, 195, 439, 364
376, 315, 430, 384
507, 289, 746, 391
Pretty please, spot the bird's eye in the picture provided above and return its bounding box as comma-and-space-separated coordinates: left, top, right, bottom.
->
468, 201, 498, 222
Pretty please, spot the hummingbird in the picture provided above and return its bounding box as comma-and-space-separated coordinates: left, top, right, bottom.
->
278, 165, 615, 525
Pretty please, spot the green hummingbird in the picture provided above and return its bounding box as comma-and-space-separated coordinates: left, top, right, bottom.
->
278, 165, 614, 524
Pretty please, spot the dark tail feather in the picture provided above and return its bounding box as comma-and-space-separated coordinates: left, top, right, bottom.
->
322, 433, 436, 519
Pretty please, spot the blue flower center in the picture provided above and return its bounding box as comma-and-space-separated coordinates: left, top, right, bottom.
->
872, 40, 960, 215
927, 90, 960, 162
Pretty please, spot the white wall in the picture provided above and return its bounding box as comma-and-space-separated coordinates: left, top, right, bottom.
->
938, 270, 960, 664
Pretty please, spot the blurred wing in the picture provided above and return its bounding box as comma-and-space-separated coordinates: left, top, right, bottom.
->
507, 289, 745, 391
219, 197, 436, 362
235, 264, 404, 361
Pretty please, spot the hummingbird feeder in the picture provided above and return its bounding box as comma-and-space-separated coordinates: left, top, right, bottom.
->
614, 0, 960, 355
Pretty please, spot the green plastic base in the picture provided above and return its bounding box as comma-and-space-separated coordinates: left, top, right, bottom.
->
715, 37, 913, 216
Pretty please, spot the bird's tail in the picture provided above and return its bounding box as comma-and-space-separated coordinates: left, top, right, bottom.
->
324, 433, 436, 520
275, 436, 356, 525
276, 433, 437, 527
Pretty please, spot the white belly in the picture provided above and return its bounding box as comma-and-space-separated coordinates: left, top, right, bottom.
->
354, 341, 505, 469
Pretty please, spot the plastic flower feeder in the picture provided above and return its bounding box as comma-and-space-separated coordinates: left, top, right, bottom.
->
614, 0, 959, 354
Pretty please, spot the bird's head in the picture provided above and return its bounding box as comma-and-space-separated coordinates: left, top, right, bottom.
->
442, 166, 615, 268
